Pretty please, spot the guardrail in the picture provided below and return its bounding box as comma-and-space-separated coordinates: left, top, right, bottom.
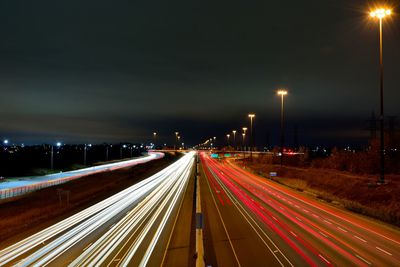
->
0, 152, 164, 200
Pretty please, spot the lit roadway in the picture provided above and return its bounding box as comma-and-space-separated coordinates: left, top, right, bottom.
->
0, 152, 163, 191
0, 152, 195, 266
199, 152, 400, 266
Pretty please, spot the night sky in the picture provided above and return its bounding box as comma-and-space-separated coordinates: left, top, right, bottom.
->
0, 0, 399, 147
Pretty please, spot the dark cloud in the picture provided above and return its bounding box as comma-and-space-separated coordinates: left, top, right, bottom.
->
0, 0, 399, 146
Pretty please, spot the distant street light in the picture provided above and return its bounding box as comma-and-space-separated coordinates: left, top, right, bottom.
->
3, 139, 9, 145
248, 114, 255, 159
153, 132, 157, 148
242, 127, 247, 152
277, 90, 288, 166
242, 132, 246, 159
370, 7, 392, 184
232, 130, 237, 150
175, 132, 179, 150
226, 134, 230, 147
51, 142, 62, 170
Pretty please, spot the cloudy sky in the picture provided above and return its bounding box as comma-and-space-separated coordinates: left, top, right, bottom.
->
0, 0, 399, 146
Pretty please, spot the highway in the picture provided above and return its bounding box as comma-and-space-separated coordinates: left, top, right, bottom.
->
0, 152, 164, 199
200, 152, 400, 267
0, 152, 195, 266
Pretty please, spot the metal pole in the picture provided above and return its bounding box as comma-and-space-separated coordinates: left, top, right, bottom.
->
280, 94, 285, 167
50, 145, 54, 170
379, 18, 385, 184
250, 118, 253, 159
84, 145, 87, 165
106, 145, 109, 161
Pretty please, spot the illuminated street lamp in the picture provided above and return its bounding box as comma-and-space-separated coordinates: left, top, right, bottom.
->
175, 132, 179, 150
226, 134, 230, 147
153, 132, 157, 148
277, 90, 288, 166
369, 7, 392, 184
248, 114, 255, 159
232, 130, 237, 150
3, 139, 9, 145
51, 142, 62, 170
242, 127, 247, 151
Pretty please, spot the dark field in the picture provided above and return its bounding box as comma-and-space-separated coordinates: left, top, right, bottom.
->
0, 152, 180, 248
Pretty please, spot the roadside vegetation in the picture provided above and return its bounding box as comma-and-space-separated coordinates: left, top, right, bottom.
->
235, 146, 400, 227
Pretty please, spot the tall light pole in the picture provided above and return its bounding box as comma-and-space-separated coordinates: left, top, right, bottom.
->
277, 90, 288, 166
370, 8, 391, 184
177, 136, 181, 149
153, 132, 157, 148
213, 136, 216, 149
242, 127, 247, 152
248, 114, 255, 159
232, 130, 237, 150
242, 132, 246, 159
51, 142, 61, 170
226, 134, 230, 148
175, 132, 179, 150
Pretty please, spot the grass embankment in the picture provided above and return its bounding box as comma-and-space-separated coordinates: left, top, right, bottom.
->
0, 152, 181, 247
235, 158, 400, 227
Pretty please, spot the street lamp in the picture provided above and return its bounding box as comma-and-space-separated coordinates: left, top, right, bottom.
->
3, 139, 8, 145
232, 130, 237, 150
242, 127, 247, 152
277, 90, 288, 166
51, 142, 62, 170
370, 7, 391, 184
226, 134, 230, 147
175, 132, 179, 150
248, 114, 255, 159
242, 132, 246, 160
153, 132, 157, 148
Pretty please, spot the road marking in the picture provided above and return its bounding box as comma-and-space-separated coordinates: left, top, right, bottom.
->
83, 243, 92, 251
279, 206, 284, 210
337, 227, 348, 233
295, 205, 300, 208
376, 246, 392, 256
290, 231, 297, 237
312, 214, 319, 218
324, 219, 332, 225
303, 209, 309, 213
355, 254, 372, 265
354, 235, 367, 243
109, 223, 115, 229
319, 231, 328, 238
295, 217, 302, 222
319, 254, 331, 264
272, 216, 278, 221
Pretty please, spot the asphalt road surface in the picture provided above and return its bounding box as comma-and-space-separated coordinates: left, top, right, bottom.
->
0, 152, 195, 266
199, 152, 400, 267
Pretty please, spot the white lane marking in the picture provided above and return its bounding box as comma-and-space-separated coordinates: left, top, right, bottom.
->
355, 254, 372, 265
324, 219, 332, 225
83, 243, 92, 251
338, 227, 348, 233
109, 223, 116, 229
312, 214, 319, 218
295, 205, 300, 208
319, 231, 328, 238
290, 231, 297, 237
303, 209, 309, 213
272, 216, 278, 221
319, 254, 331, 264
376, 246, 392, 256
295, 217, 302, 222
354, 235, 367, 243
279, 206, 284, 210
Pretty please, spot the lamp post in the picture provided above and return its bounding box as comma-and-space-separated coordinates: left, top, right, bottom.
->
277, 90, 288, 166
370, 8, 391, 184
175, 132, 179, 150
232, 130, 237, 150
153, 132, 157, 149
248, 114, 255, 159
226, 134, 230, 148
213, 136, 216, 149
51, 142, 62, 170
242, 132, 246, 160
242, 127, 247, 152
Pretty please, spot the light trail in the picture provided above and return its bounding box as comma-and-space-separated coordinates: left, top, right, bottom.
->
0, 152, 195, 266
200, 152, 400, 266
